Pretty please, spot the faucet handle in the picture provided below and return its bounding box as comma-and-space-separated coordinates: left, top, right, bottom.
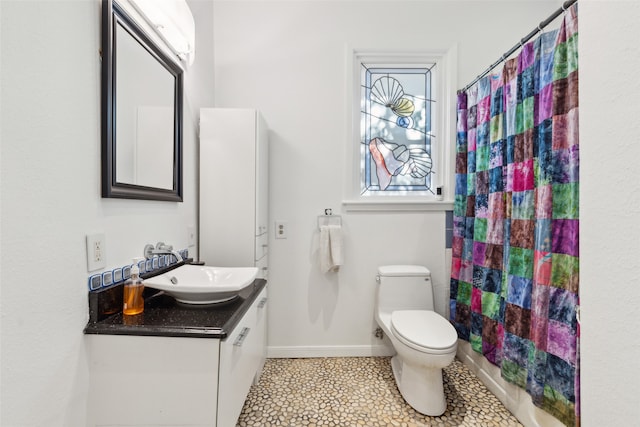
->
144, 243, 155, 259
156, 242, 173, 251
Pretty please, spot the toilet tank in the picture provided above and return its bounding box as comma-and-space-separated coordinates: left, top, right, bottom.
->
376, 265, 434, 313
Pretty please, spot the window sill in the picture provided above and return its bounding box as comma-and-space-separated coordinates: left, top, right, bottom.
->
342, 199, 454, 212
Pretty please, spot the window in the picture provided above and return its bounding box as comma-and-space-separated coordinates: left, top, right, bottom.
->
361, 63, 435, 194
345, 49, 456, 211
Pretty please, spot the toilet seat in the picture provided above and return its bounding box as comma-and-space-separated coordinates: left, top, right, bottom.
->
390, 310, 458, 355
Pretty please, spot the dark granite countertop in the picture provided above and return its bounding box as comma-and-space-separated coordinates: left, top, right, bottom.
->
83, 262, 267, 339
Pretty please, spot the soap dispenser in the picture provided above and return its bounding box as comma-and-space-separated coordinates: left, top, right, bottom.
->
123, 257, 145, 315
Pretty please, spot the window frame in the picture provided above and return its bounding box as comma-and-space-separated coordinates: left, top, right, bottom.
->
343, 47, 457, 212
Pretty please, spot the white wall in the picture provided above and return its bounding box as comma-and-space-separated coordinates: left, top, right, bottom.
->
0, 0, 215, 425
211, 0, 561, 353
580, 1, 640, 426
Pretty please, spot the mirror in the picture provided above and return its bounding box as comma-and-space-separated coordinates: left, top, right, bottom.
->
101, 0, 183, 201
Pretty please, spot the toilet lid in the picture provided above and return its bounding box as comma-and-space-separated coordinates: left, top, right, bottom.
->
391, 310, 457, 351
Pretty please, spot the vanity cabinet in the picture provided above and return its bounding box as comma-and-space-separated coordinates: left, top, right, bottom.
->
199, 108, 269, 279
86, 285, 268, 427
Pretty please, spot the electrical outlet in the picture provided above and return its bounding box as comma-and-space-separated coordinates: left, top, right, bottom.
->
187, 225, 196, 247
86, 233, 106, 271
275, 221, 287, 239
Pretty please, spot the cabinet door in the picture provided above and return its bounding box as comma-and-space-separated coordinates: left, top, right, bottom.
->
255, 112, 269, 237
88, 335, 220, 427
255, 232, 268, 262
256, 255, 268, 280
200, 108, 257, 267
217, 297, 260, 426
254, 288, 268, 384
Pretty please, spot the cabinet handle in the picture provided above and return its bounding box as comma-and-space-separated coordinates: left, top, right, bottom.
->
258, 297, 268, 308
234, 327, 251, 347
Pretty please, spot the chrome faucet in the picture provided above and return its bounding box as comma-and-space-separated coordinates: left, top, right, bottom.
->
144, 242, 183, 263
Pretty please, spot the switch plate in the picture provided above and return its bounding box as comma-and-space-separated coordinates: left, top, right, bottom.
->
187, 225, 196, 247
86, 233, 106, 271
275, 221, 287, 239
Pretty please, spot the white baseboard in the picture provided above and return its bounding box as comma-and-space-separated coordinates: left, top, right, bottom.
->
267, 345, 394, 359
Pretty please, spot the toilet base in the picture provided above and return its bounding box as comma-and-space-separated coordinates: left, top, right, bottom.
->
390, 355, 447, 416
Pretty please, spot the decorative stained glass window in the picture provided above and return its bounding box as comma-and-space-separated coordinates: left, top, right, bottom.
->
360, 63, 436, 195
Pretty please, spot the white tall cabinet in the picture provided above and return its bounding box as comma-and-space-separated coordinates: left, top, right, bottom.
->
199, 108, 269, 278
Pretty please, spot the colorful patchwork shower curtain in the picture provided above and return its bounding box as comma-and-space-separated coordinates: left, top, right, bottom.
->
450, 5, 579, 426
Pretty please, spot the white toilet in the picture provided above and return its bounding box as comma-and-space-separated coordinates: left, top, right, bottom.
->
375, 265, 458, 416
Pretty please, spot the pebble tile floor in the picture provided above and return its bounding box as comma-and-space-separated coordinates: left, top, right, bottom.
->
237, 357, 523, 427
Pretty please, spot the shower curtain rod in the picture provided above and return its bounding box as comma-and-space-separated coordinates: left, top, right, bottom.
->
459, 0, 577, 93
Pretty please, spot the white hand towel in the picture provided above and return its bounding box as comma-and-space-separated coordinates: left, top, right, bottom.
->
328, 224, 343, 271
319, 224, 343, 273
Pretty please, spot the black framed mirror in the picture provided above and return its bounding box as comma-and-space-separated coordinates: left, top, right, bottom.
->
101, 0, 183, 201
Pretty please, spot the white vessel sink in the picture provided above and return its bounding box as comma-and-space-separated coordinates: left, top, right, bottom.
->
144, 264, 258, 304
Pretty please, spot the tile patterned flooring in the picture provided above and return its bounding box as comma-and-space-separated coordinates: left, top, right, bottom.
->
237, 357, 523, 427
